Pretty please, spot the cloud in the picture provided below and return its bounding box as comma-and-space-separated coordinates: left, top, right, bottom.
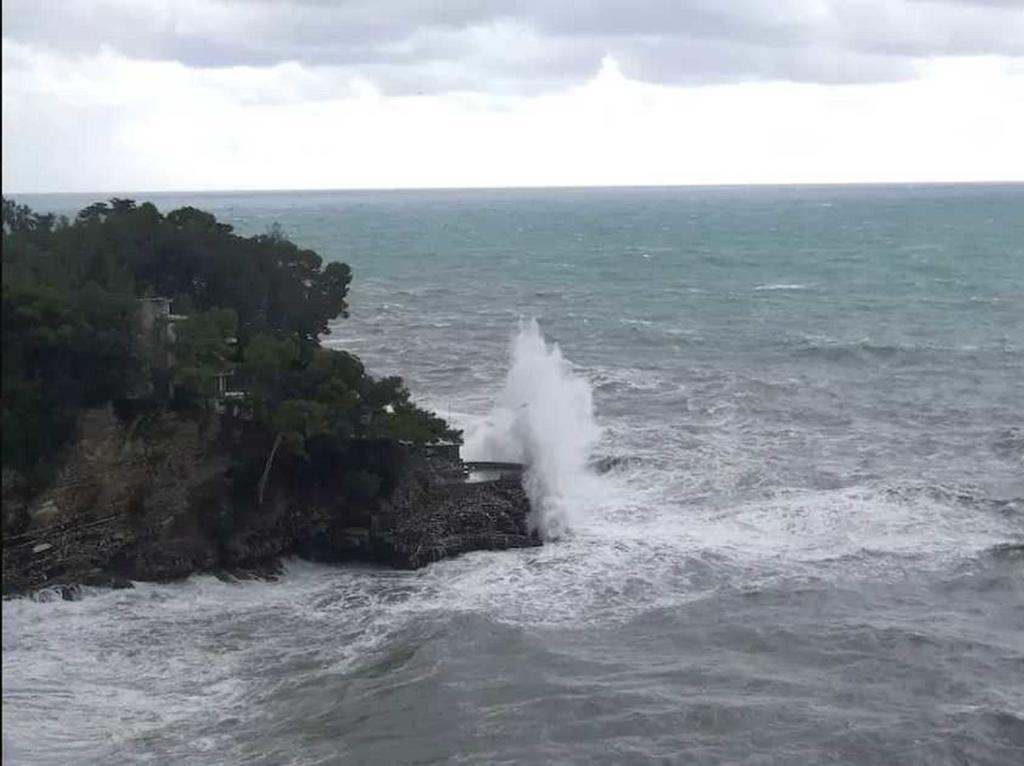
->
2, 0, 1023, 92
3, 42, 1022, 193
3, 2, 1022, 191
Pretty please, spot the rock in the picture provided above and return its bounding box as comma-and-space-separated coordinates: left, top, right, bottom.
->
590, 454, 641, 474
372, 479, 540, 568
2, 408, 536, 598
60, 585, 83, 601
33, 501, 61, 526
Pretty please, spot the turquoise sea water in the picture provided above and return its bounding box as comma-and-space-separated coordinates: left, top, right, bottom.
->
4, 184, 1023, 764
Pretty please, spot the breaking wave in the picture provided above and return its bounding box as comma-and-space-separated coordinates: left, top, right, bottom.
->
463, 319, 601, 539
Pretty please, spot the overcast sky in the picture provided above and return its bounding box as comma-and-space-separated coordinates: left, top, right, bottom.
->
3, 0, 1023, 192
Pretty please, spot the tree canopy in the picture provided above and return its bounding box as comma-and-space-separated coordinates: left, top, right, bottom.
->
3, 197, 351, 343
2, 197, 459, 473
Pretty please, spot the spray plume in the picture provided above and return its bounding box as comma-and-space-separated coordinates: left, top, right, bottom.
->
464, 319, 600, 539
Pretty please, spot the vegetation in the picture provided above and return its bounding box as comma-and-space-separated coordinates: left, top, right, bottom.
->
2, 197, 460, 491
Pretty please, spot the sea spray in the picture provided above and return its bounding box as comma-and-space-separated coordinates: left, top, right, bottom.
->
464, 319, 601, 538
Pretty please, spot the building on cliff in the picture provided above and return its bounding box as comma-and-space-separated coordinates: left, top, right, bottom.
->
129, 296, 182, 400
131, 296, 244, 409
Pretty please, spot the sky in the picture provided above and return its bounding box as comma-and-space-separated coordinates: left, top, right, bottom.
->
2, 0, 1023, 193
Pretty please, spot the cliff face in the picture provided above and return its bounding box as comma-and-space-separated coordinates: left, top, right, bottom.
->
2, 407, 537, 598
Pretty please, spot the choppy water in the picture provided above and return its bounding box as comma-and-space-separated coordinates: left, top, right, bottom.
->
4, 185, 1024, 764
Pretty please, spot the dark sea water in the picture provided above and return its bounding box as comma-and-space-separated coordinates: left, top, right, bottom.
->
4, 185, 1024, 764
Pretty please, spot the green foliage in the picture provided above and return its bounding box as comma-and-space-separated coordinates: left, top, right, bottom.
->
2, 382, 76, 471
2, 280, 135, 467
171, 308, 238, 405
4, 196, 350, 344
1, 195, 459, 475
242, 334, 302, 394
273, 398, 329, 453
272, 349, 461, 446
355, 375, 460, 444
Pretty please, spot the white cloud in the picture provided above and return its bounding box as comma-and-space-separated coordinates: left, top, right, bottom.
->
3, 0, 1024, 90
3, 42, 1023, 192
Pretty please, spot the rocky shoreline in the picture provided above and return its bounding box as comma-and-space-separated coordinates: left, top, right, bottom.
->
2, 406, 538, 599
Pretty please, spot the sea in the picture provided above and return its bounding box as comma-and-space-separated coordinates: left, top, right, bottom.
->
3, 184, 1023, 765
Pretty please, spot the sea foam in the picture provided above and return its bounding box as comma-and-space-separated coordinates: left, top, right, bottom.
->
464, 319, 600, 539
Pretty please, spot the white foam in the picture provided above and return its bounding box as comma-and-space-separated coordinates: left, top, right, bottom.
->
4, 473, 1018, 762
753, 283, 812, 291
462, 319, 602, 539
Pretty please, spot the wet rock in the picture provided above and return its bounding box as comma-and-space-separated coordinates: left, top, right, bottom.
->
372, 477, 539, 569
2, 408, 535, 598
590, 454, 641, 474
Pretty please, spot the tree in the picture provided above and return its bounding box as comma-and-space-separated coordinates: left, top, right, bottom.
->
256, 398, 329, 505
1, 196, 459, 479
1, 281, 134, 466
170, 308, 238, 406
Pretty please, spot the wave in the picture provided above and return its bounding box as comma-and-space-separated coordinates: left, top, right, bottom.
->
461, 319, 602, 540
5, 469, 1021, 761
753, 283, 812, 291
790, 334, 1023, 363
792, 338, 979, 364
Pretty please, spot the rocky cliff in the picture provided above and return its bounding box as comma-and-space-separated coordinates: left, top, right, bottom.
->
2, 406, 537, 598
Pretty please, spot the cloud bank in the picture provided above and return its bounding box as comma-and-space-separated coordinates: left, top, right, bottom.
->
5, 0, 1024, 90
3, 0, 1023, 191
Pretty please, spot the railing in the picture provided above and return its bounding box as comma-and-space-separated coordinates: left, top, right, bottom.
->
461, 461, 524, 485
462, 461, 524, 472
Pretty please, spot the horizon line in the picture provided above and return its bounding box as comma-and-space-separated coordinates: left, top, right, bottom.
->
5, 178, 1023, 198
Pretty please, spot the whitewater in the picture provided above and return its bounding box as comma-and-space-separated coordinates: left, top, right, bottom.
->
4, 184, 1023, 764
464, 318, 603, 540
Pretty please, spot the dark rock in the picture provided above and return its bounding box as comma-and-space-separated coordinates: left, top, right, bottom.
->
58, 584, 83, 601
2, 407, 535, 598
80, 570, 135, 590
590, 454, 641, 474
372, 478, 540, 568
